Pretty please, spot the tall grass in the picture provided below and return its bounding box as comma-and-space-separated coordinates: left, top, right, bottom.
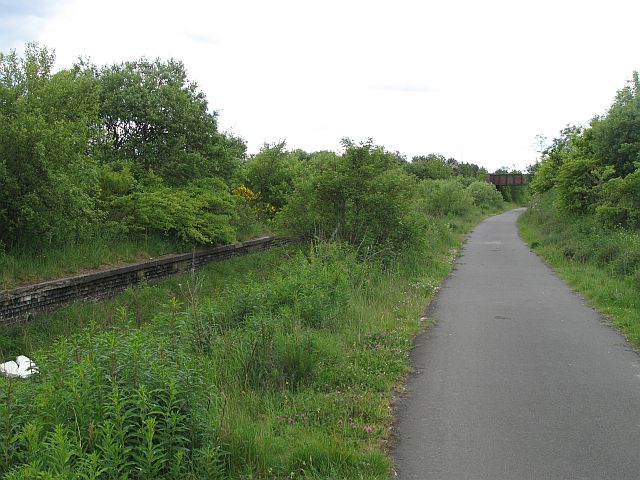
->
0, 235, 181, 290
519, 193, 640, 346
0, 223, 274, 291
0, 209, 489, 479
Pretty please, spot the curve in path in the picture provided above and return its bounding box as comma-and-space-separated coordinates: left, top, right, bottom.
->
393, 209, 640, 479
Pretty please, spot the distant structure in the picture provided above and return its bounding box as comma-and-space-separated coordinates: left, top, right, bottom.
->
486, 173, 524, 186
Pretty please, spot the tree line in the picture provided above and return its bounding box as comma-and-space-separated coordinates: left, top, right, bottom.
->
0, 43, 502, 258
529, 72, 640, 229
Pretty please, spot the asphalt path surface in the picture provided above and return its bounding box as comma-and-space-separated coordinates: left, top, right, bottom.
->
393, 209, 640, 479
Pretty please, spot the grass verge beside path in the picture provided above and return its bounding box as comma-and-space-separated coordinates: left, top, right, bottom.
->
0, 211, 493, 479
518, 209, 640, 348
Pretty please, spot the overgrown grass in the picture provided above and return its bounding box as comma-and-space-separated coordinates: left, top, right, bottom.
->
518, 193, 640, 347
0, 246, 292, 358
0, 222, 273, 291
0, 210, 491, 479
0, 235, 182, 290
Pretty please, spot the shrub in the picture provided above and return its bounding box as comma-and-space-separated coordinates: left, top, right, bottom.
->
278, 140, 425, 253
244, 142, 302, 213
465, 181, 503, 209
109, 177, 236, 245
417, 179, 473, 217
555, 158, 601, 213
596, 168, 640, 228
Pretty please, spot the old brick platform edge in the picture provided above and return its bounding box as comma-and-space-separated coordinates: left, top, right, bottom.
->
0, 236, 290, 325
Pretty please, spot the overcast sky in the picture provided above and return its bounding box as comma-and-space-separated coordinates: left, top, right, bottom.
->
1, 0, 639, 171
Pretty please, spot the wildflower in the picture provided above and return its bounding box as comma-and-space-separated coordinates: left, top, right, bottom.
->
231, 184, 261, 202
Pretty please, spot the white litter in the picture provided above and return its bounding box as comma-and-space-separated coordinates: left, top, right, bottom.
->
0, 355, 39, 378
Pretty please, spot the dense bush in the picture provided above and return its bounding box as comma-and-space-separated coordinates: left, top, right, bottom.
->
243, 142, 303, 213
0, 44, 246, 251
417, 179, 473, 218
109, 178, 236, 245
529, 73, 640, 219
0, 45, 103, 247
278, 140, 426, 254
554, 157, 603, 214
524, 192, 640, 278
595, 168, 640, 228
466, 181, 504, 209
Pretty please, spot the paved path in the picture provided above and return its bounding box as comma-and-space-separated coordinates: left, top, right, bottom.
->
393, 209, 640, 479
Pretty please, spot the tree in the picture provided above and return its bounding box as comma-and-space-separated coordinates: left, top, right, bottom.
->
529, 125, 583, 194
589, 72, 640, 177
0, 43, 102, 248
278, 139, 424, 252
243, 142, 302, 211
406, 154, 454, 180
96, 58, 245, 185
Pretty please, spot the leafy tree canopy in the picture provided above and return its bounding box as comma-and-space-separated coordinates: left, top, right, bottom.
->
530, 72, 640, 221
96, 58, 245, 185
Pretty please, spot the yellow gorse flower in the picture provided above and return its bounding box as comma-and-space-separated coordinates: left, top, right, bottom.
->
232, 184, 261, 202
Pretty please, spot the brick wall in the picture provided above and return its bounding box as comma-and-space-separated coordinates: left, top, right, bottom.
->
0, 236, 290, 325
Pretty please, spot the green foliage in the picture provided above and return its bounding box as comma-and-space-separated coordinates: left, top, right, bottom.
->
243, 142, 302, 211
589, 72, 640, 177
453, 161, 488, 180
0, 44, 249, 254
0, 43, 102, 248
465, 181, 504, 209
529, 126, 583, 195
0, 322, 209, 479
110, 178, 236, 245
406, 154, 454, 180
529, 73, 640, 223
279, 139, 424, 254
406, 154, 487, 182
595, 167, 640, 228
417, 179, 473, 217
96, 58, 245, 185
554, 158, 601, 213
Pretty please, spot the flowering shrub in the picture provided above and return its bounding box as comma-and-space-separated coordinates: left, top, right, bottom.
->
231, 184, 261, 202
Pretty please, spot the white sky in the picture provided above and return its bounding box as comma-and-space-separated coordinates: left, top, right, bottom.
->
1, 0, 639, 171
